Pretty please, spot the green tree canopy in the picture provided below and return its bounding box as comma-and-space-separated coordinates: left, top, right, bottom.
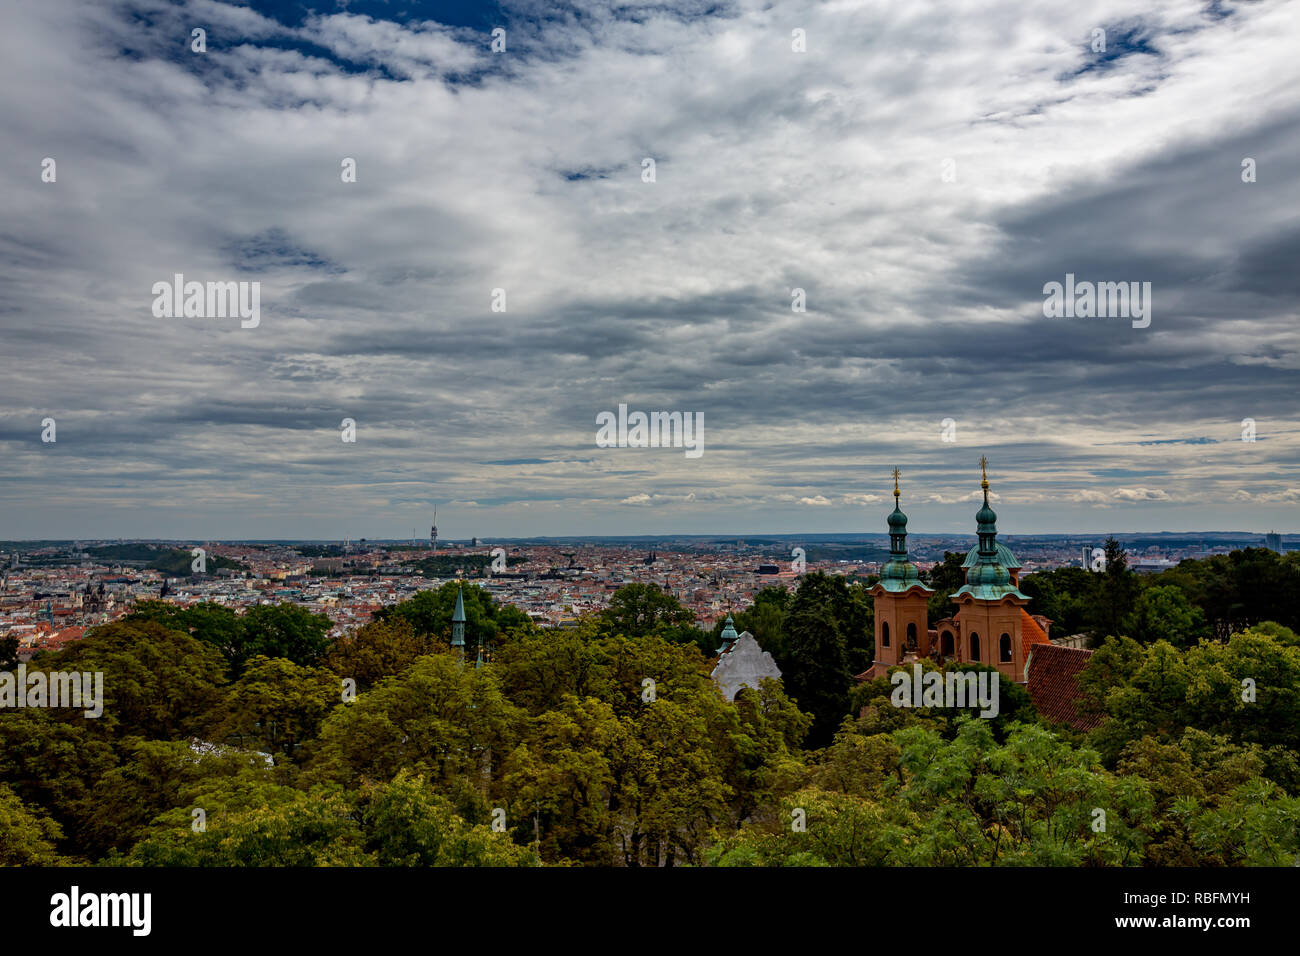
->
44, 618, 227, 739
325, 617, 439, 689
0, 782, 63, 865
1128, 584, 1209, 647
374, 581, 534, 652
597, 582, 700, 647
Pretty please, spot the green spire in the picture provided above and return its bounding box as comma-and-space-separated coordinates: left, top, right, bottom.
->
878, 469, 932, 594
975, 455, 998, 555
954, 456, 1027, 602
451, 586, 466, 651
717, 614, 739, 653
887, 466, 908, 558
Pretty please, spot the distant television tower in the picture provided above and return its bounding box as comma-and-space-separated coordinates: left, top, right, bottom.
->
430, 506, 438, 552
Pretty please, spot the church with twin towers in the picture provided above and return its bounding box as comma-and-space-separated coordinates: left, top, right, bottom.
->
863, 459, 1052, 683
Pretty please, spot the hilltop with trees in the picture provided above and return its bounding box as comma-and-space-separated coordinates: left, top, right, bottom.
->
2, 550, 1298, 867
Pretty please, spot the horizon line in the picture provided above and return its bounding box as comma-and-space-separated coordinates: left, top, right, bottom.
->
3, 531, 1295, 544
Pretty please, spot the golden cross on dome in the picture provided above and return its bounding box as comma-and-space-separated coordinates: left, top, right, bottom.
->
892, 467, 901, 497
979, 455, 990, 489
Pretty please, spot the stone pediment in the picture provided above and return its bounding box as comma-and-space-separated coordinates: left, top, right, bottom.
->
710, 631, 782, 701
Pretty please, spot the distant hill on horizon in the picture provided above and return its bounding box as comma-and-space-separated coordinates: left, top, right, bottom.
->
3, 531, 1292, 548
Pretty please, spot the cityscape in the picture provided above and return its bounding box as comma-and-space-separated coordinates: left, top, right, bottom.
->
1, 526, 1292, 660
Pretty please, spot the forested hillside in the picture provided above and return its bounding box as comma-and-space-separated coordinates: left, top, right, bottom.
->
3, 551, 1298, 867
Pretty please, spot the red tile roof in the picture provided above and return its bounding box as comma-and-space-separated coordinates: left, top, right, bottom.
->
1020, 609, 1051, 648
1025, 643, 1104, 731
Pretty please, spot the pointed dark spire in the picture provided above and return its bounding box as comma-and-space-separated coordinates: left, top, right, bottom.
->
451, 586, 466, 656
976, 456, 998, 556
887, 466, 909, 559
878, 469, 931, 593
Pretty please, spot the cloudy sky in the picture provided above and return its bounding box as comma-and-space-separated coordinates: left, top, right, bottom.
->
2, 0, 1298, 540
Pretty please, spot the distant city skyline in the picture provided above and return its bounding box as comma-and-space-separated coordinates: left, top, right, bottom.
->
3, 0, 1298, 539
3, 527, 1294, 545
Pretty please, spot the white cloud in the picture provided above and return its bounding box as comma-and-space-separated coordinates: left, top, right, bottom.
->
842, 493, 883, 506
0, 0, 1296, 536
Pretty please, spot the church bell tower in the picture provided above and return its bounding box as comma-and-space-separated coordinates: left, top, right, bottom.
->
869, 468, 933, 678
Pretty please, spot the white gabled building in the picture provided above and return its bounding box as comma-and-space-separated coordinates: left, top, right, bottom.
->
709, 615, 782, 701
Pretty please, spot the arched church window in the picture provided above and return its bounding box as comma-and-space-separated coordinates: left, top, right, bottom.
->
906, 622, 918, 651
941, 631, 954, 657
881, 621, 890, 648
1000, 633, 1012, 663
970, 632, 980, 661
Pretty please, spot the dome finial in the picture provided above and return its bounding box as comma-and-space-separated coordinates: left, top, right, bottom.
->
879, 466, 929, 592
975, 456, 999, 554
886, 469, 909, 549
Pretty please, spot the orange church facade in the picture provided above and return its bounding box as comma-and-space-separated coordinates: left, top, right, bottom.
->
863, 461, 1051, 684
